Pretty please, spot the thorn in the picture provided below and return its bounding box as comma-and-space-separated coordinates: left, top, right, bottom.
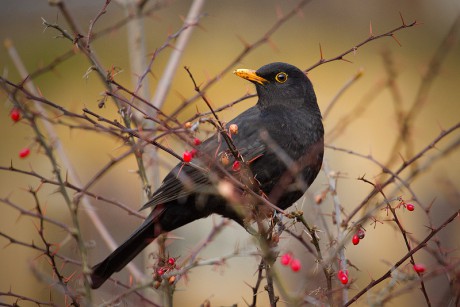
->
63, 271, 77, 283
36, 86, 44, 97
275, 5, 284, 20
33, 221, 40, 233
398, 152, 407, 165
195, 22, 207, 33
42, 202, 48, 216
340, 57, 353, 64
35, 181, 45, 193
399, 12, 406, 26
391, 34, 402, 47
369, 20, 374, 37
236, 34, 250, 49
296, 7, 305, 19
319, 43, 324, 61
50, 242, 61, 256
266, 38, 279, 53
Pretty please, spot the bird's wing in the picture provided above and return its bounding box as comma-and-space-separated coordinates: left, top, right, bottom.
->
141, 107, 267, 210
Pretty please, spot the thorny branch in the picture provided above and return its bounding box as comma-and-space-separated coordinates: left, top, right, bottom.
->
344, 209, 460, 306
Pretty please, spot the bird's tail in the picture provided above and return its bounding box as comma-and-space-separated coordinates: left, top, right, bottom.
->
90, 206, 165, 289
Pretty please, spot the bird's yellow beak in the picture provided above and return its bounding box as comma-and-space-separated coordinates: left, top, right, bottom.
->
233, 69, 268, 85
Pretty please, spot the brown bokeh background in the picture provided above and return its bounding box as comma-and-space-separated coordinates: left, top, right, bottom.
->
1, 0, 459, 306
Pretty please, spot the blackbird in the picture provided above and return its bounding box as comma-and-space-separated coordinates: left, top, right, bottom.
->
90, 62, 324, 289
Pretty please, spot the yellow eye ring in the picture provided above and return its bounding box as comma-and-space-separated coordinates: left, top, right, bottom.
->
275, 72, 288, 83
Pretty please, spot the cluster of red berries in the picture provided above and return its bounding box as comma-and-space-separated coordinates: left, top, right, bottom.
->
352, 228, 365, 246
156, 257, 176, 276
10, 108, 31, 159
182, 138, 202, 163
153, 257, 178, 287
337, 269, 349, 284
183, 123, 243, 172
280, 253, 302, 272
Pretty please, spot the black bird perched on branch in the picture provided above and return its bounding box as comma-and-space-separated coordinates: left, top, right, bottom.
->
90, 62, 324, 289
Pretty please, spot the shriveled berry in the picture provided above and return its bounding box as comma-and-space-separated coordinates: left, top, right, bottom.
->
232, 161, 241, 171
193, 138, 201, 146
406, 203, 415, 211
10, 108, 21, 122
168, 257, 175, 266
168, 276, 176, 284
19, 148, 30, 158
184, 122, 192, 129
220, 153, 230, 166
352, 234, 360, 245
280, 253, 292, 266
357, 229, 365, 240
183, 151, 192, 163
314, 194, 323, 205
413, 263, 426, 273
290, 259, 302, 272
229, 124, 238, 135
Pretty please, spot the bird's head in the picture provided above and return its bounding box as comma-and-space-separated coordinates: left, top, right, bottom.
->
234, 62, 317, 110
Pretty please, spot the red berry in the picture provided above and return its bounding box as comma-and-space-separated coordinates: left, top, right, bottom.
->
157, 268, 166, 275
337, 270, 349, 284
357, 229, 365, 240
352, 234, 360, 245
406, 203, 415, 211
167, 257, 175, 266
183, 151, 192, 163
232, 161, 241, 171
19, 148, 30, 158
413, 263, 426, 273
10, 108, 21, 122
280, 253, 292, 266
193, 138, 201, 146
290, 259, 302, 272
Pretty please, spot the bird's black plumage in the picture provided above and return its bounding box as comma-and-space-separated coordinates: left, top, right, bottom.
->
90, 62, 324, 289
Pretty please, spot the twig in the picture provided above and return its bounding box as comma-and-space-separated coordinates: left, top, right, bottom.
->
184, 66, 241, 160
358, 177, 431, 306
344, 209, 459, 306
5, 38, 94, 300
384, 14, 460, 170
323, 68, 363, 119
150, 0, 205, 110
169, 0, 313, 120
86, 0, 112, 49
31, 189, 79, 305
323, 159, 347, 304
0, 290, 58, 307
305, 15, 418, 72
342, 121, 460, 227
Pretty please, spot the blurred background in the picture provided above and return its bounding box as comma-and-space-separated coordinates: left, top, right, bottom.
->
1, 0, 459, 306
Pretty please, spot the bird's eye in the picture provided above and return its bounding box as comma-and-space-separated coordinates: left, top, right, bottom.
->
275, 72, 288, 83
